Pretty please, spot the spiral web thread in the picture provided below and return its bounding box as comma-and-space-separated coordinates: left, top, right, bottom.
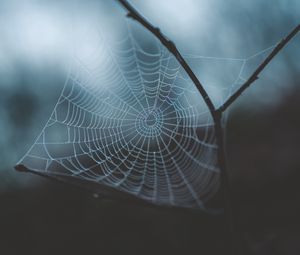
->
17, 21, 277, 211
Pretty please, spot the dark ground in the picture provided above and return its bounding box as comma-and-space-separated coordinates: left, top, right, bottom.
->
1, 88, 300, 255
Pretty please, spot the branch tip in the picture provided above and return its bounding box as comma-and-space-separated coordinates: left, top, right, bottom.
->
154, 27, 160, 33
126, 12, 135, 19
14, 164, 29, 173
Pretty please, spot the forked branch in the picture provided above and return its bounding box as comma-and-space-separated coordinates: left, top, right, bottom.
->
117, 0, 300, 119
115, 3, 299, 252
218, 24, 300, 113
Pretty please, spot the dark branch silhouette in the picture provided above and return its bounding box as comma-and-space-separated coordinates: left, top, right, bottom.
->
117, 0, 216, 117
14, 164, 204, 213
115, 0, 235, 253
218, 24, 300, 113
14, 1, 300, 254
117, 0, 300, 119
115, 1, 300, 254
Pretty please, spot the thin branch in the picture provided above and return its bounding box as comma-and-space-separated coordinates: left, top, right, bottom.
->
14, 164, 158, 206
14, 164, 204, 213
218, 24, 300, 113
116, 0, 216, 117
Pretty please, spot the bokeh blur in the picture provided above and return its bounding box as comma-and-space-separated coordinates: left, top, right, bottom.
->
0, 0, 299, 254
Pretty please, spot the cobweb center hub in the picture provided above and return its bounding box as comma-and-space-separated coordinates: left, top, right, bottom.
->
145, 113, 156, 126
135, 108, 163, 137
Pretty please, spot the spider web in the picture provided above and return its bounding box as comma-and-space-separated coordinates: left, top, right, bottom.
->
17, 18, 277, 211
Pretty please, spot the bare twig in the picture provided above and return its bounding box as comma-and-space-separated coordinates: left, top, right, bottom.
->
115, 1, 236, 254
218, 24, 300, 113
116, 0, 216, 117
14, 164, 205, 213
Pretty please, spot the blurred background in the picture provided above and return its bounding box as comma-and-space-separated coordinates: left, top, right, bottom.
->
0, 0, 299, 254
